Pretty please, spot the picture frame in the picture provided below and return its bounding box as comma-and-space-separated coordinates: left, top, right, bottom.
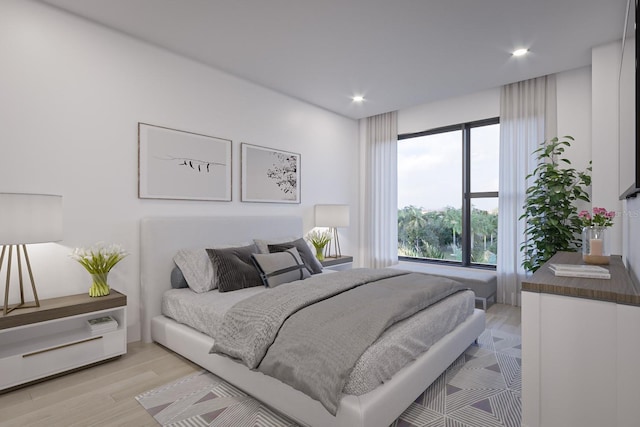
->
241, 143, 301, 204
138, 123, 232, 201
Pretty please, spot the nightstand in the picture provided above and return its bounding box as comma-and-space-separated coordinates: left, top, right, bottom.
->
321, 255, 353, 271
0, 290, 127, 392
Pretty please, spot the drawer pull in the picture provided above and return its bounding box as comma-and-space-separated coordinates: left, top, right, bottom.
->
22, 336, 103, 358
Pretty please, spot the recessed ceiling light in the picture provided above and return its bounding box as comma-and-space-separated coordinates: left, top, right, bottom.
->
512, 48, 529, 57
352, 95, 365, 103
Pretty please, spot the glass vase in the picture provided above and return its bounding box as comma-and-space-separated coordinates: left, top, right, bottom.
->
314, 246, 325, 262
89, 272, 111, 297
582, 226, 610, 265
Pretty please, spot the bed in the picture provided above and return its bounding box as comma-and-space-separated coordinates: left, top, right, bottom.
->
140, 216, 486, 427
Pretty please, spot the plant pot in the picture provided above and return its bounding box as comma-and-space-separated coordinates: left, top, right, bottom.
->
89, 272, 111, 297
582, 226, 610, 265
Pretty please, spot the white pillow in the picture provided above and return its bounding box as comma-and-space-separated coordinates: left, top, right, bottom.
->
173, 243, 253, 293
173, 249, 214, 293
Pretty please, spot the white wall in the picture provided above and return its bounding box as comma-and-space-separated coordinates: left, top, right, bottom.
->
398, 88, 500, 134
592, 41, 624, 255
624, 198, 640, 285
0, 0, 358, 341
556, 67, 592, 178
608, 35, 640, 284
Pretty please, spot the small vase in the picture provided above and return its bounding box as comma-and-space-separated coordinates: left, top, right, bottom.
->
89, 272, 111, 297
314, 246, 325, 262
582, 226, 610, 265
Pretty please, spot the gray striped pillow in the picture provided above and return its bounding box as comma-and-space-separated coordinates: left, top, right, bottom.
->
206, 244, 262, 292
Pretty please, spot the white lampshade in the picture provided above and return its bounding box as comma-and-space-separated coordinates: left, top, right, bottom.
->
0, 193, 63, 244
315, 204, 350, 228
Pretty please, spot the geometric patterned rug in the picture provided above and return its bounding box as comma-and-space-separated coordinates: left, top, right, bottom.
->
136, 329, 521, 427
392, 329, 522, 427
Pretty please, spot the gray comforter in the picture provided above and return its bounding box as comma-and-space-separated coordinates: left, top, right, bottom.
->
211, 268, 466, 415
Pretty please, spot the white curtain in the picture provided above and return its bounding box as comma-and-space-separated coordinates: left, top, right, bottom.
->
498, 75, 556, 306
359, 111, 398, 268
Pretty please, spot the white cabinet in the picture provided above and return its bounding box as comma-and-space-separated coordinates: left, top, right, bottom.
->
522, 252, 640, 427
0, 291, 127, 391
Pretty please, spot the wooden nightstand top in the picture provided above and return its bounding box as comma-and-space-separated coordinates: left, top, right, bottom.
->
321, 256, 353, 267
0, 290, 127, 330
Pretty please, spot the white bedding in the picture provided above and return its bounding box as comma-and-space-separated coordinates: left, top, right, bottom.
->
162, 284, 474, 395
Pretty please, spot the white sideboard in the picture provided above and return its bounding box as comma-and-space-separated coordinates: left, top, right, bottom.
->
522, 252, 640, 427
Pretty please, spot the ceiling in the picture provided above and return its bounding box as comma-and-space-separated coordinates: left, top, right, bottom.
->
40, 0, 630, 120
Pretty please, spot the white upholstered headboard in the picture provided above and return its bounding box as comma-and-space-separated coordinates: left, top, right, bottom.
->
140, 216, 303, 342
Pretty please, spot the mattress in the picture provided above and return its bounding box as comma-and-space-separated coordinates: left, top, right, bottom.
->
162, 285, 474, 395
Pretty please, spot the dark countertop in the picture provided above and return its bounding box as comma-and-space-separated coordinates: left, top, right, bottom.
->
522, 251, 640, 306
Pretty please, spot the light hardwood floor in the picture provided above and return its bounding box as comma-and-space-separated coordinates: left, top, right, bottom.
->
0, 303, 520, 427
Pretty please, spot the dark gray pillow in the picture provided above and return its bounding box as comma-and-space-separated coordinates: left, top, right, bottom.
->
252, 247, 311, 287
268, 238, 323, 274
170, 266, 189, 289
206, 244, 262, 292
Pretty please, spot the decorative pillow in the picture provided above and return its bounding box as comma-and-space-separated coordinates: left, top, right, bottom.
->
173, 243, 254, 293
170, 266, 189, 289
173, 249, 215, 293
268, 238, 324, 275
206, 244, 262, 293
253, 236, 299, 254
252, 247, 311, 288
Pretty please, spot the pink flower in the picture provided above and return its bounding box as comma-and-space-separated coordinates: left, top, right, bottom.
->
578, 210, 591, 220
580, 206, 615, 227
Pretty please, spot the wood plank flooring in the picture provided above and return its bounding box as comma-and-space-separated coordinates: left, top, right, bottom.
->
0, 303, 521, 427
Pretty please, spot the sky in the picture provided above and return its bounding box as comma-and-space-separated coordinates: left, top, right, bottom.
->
397, 124, 499, 212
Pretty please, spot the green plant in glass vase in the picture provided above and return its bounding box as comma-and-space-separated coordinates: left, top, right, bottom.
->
306, 229, 332, 262
520, 136, 592, 272
70, 243, 128, 297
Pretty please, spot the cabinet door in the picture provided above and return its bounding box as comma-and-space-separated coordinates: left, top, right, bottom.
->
523, 292, 619, 427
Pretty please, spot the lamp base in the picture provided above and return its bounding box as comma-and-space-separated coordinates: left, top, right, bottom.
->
1, 244, 41, 316
324, 227, 342, 259
3, 300, 40, 315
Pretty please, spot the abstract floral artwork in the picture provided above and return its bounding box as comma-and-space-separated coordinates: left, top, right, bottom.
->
138, 123, 232, 201
241, 143, 300, 203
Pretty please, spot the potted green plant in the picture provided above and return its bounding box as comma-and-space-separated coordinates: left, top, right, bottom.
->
306, 229, 332, 261
520, 136, 591, 272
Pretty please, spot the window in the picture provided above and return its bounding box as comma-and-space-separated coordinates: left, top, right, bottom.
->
397, 118, 499, 267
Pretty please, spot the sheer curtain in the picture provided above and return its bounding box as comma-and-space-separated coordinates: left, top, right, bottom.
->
498, 75, 556, 306
359, 111, 398, 268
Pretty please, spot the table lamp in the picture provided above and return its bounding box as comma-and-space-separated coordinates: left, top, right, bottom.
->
0, 193, 63, 315
315, 204, 350, 258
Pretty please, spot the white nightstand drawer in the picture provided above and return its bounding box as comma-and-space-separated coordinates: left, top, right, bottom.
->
0, 291, 127, 391
0, 329, 125, 390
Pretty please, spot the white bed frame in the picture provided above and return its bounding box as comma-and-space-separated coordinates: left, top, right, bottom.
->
140, 216, 485, 427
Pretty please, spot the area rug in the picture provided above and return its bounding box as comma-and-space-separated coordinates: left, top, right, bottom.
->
136, 329, 521, 427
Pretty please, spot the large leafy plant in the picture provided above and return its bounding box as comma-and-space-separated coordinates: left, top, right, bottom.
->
520, 136, 591, 272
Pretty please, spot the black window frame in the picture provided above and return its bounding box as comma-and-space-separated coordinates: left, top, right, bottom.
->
397, 117, 500, 269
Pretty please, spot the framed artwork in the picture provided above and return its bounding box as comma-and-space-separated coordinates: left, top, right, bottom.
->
138, 123, 232, 201
241, 143, 301, 203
